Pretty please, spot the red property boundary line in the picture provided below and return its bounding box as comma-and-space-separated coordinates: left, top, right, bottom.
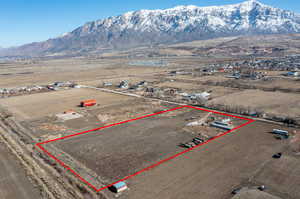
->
35, 105, 255, 192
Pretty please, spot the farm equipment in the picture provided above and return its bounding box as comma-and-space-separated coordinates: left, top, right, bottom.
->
179, 143, 194, 149
180, 136, 205, 149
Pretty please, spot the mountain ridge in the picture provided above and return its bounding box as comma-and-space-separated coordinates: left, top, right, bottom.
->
1, 0, 300, 57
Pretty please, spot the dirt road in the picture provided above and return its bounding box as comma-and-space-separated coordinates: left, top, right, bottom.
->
0, 143, 40, 199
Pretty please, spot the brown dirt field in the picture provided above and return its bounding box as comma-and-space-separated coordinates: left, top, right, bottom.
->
0, 143, 40, 199
252, 155, 300, 199
232, 188, 282, 199
256, 78, 300, 90
53, 108, 211, 183
155, 81, 201, 90
206, 86, 242, 99
208, 90, 300, 117
49, 108, 242, 186
25, 99, 168, 139
41, 106, 245, 192
289, 130, 300, 154
123, 121, 298, 199
85, 100, 169, 126
0, 59, 167, 88
168, 74, 228, 83
232, 78, 300, 91
0, 88, 133, 120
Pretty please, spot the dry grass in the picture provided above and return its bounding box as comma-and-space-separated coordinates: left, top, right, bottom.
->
0, 88, 133, 120
208, 90, 300, 117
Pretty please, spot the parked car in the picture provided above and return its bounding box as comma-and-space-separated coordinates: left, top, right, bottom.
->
272, 153, 282, 159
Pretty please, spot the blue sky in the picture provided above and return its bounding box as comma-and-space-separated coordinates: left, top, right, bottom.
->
1, 0, 299, 47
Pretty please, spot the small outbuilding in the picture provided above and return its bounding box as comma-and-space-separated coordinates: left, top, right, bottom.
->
80, 99, 97, 107
119, 80, 129, 89
110, 181, 128, 193
103, 82, 113, 87
210, 121, 233, 130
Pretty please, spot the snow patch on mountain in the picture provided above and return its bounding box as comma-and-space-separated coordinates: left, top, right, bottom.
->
73, 0, 300, 36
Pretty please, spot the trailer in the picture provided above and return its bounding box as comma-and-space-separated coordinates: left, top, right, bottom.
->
272, 129, 289, 138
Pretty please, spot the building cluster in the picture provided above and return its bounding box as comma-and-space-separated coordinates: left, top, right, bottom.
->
129, 81, 148, 90
47, 81, 76, 90
226, 71, 267, 80
0, 81, 76, 98
180, 92, 211, 101
283, 71, 299, 77
0, 85, 47, 98
209, 55, 300, 72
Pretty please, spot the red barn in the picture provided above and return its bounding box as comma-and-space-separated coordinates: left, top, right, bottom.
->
80, 99, 96, 107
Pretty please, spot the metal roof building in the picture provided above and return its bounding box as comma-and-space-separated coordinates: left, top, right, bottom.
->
110, 181, 128, 193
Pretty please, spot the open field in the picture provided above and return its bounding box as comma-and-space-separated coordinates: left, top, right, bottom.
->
25, 97, 169, 139
208, 90, 300, 118
252, 155, 300, 199
0, 88, 133, 120
42, 106, 246, 190
0, 34, 299, 199
232, 188, 282, 199
241, 78, 300, 91
124, 121, 299, 199
0, 58, 168, 88
0, 142, 40, 199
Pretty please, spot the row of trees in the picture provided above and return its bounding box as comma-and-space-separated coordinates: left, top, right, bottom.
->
205, 102, 299, 126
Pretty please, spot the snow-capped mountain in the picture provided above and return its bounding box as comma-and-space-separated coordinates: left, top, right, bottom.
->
2, 0, 300, 57
77, 0, 300, 34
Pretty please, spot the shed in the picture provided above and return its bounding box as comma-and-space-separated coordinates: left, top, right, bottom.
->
80, 99, 96, 107
211, 122, 233, 130
110, 181, 128, 193
103, 82, 113, 87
